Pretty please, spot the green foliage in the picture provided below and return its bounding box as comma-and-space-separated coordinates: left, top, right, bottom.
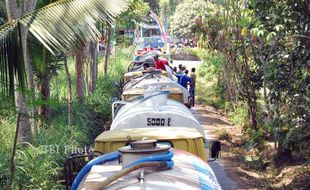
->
86, 51, 130, 116
217, 129, 232, 142
196, 80, 226, 110
193, 48, 228, 109
171, 0, 210, 38
13, 145, 62, 189
192, 0, 309, 163
0, 47, 131, 189
117, 0, 149, 29
28, 34, 63, 82
0, 97, 16, 122
195, 49, 222, 81
283, 126, 310, 161
250, 0, 310, 160
116, 35, 133, 47
228, 104, 248, 126
0, 121, 14, 188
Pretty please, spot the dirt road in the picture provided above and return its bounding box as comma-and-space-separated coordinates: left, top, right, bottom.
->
171, 59, 240, 189
191, 103, 239, 190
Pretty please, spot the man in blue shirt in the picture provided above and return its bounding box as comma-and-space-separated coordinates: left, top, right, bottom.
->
180, 70, 192, 89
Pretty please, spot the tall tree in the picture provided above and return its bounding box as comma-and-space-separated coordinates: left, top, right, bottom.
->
88, 42, 98, 93
251, 0, 310, 159
64, 56, 73, 126
5, 0, 37, 142
75, 47, 85, 103
171, 0, 208, 39
29, 35, 62, 127
104, 24, 112, 76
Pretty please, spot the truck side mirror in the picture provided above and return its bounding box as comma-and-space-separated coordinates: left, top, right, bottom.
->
209, 140, 221, 159
114, 82, 120, 88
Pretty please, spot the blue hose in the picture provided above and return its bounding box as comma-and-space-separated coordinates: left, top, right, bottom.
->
125, 150, 174, 169
71, 151, 120, 190
71, 150, 174, 189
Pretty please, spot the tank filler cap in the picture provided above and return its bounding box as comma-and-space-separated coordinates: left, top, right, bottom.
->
119, 139, 170, 153
119, 139, 171, 167
131, 139, 157, 149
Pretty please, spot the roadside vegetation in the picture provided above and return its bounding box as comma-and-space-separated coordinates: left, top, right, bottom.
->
0, 49, 132, 189
170, 0, 309, 189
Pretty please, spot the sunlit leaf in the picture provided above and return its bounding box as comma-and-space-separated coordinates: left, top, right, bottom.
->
250, 27, 258, 35
274, 24, 284, 31
257, 30, 264, 37
0, 0, 131, 101
266, 32, 276, 41
241, 27, 247, 36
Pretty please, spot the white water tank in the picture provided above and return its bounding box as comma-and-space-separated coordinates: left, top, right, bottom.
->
123, 75, 190, 104
111, 88, 205, 138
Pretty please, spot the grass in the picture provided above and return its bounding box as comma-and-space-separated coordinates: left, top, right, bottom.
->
0, 47, 132, 189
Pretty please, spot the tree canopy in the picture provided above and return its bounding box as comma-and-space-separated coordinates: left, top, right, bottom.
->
170, 0, 210, 38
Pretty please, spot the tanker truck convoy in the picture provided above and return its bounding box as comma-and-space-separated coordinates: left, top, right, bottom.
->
64, 46, 222, 190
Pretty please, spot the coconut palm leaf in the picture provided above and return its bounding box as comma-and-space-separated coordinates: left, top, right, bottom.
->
19, 0, 131, 54
0, 0, 131, 101
0, 22, 26, 102
28, 33, 63, 82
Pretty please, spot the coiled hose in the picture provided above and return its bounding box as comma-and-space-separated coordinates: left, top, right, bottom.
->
71, 150, 174, 190
96, 150, 174, 189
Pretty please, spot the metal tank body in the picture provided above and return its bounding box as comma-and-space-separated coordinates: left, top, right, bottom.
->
111, 90, 205, 138
123, 75, 191, 105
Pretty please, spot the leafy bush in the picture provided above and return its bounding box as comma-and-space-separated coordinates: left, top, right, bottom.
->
283, 125, 310, 162
217, 129, 232, 142
0, 47, 132, 189
116, 35, 133, 47
228, 104, 248, 126
195, 50, 228, 110
196, 81, 227, 109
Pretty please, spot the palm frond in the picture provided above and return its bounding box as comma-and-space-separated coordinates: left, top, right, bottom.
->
19, 0, 131, 54
28, 33, 63, 81
0, 0, 131, 101
0, 22, 26, 102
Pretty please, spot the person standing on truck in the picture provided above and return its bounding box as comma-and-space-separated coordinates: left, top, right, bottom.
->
177, 64, 184, 74
180, 70, 192, 89
154, 54, 169, 71
190, 67, 197, 106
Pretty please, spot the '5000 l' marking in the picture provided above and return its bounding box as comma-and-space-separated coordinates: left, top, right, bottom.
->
147, 118, 171, 126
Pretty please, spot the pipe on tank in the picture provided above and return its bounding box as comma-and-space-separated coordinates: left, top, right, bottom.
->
71, 151, 120, 190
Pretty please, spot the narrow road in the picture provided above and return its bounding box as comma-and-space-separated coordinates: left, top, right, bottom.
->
191, 103, 239, 190
172, 59, 239, 189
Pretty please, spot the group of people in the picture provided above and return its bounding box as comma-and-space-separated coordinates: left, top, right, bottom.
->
142, 54, 196, 106
175, 64, 196, 106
